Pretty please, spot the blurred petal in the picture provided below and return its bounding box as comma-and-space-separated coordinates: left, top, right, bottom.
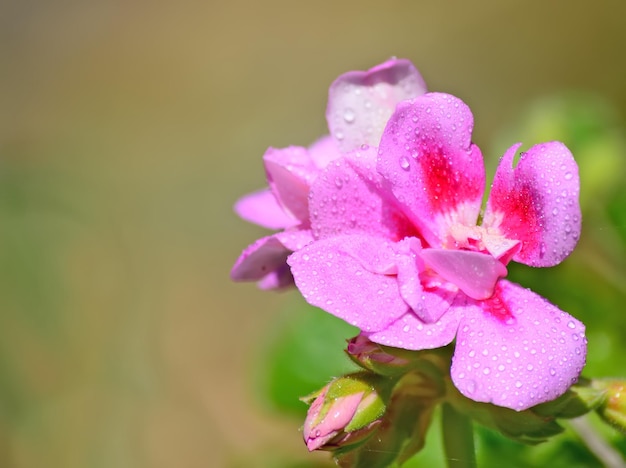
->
308, 135, 342, 169
287, 235, 409, 332
485, 142, 581, 267
377, 93, 485, 247
231, 235, 290, 282
451, 280, 587, 411
234, 188, 297, 229
264, 146, 318, 221
309, 146, 417, 241
326, 58, 427, 152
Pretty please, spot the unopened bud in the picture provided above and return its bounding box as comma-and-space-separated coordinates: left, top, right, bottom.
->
301, 372, 392, 451
592, 378, 626, 433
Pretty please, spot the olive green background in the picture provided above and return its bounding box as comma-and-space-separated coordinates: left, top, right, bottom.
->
1, 1, 625, 467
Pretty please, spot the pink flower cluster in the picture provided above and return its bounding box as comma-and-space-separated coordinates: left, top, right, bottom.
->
232, 59, 586, 411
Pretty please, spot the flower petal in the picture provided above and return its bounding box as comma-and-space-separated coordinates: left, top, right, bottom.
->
231, 234, 293, 288
264, 146, 318, 221
308, 135, 342, 169
451, 280, 587, 411
326, 58, 427, 152
377, 93, 485, 247
421, 249, 507, 300
287, 235, 409, 332
309, 146, 418, 241
364, 304, 462, 351
484, 142, 581, 267
234, 188, 298, 230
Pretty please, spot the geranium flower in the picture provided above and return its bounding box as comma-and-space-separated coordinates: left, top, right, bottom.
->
287, 92, 586, 410
231, 58, 427, 289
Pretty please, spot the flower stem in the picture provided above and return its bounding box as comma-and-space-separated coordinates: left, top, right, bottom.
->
442, 403, 476, 468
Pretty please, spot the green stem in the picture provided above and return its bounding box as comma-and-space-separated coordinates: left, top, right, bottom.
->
442, 403, 476, 468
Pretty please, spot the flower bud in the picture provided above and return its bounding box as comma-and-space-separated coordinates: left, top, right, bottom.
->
346, 335, 412, 376
592, 379, 626, 433
301, 372, 392, 451
346, 334, 451, 378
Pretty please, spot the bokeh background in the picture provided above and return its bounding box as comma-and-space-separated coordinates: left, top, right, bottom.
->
1, 1, 626, 467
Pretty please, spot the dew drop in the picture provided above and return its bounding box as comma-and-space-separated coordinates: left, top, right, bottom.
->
399, 156, 410, 170
549, 367, 556, 376
483, 367, 490, 375
466, 380, 476, 394
564, 171, 573, 180
567, 321, 576, 329
343, 108, 356, 123
515, 381, 522, 388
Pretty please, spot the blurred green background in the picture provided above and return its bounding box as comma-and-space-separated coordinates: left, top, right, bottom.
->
1, 1, 626, 467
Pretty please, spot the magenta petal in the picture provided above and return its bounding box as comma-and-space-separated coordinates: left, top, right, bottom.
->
231, 234, 293, 286
377, 93, 485, 247
365, 305, 462, 351
451, 280, 587, 411
421, 249, 507, 300
264, 146, 318, 221
326, 58, 427, 152
287, 235, 408, 332
234, 188, 298, 229
309, 146, 417, 241
485, 142, 581, 267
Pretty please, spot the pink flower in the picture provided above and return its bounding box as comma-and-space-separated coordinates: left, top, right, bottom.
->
231, 58, 427, 289
287, 92, 586, 410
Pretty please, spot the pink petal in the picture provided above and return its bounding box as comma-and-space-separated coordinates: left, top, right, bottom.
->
377, 93, 485, 247
287, 235, 409, 332
393, 238, 425, 317
309, 146, 418, 241
365, 304, 462, 351
484, 142, 581, 267
263, 146, 318, 222
326, 58, 427, 153
451, 280, 587, 411
421, 249, 507, 300
231, 234, 292, 287
304, 389, 363, 451
234, 188, 298, 230
275, 228, 314, 251
308, 135, 342, 169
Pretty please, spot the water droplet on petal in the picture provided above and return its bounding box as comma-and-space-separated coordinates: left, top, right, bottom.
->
399, 156, 410, 170
343, 108, 356, 123
564, 171, 573, 180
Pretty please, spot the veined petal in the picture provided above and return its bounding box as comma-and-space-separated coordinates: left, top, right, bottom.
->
377, 93, 485, 247
309, 146, 418, 241
264, 146, 318, 221
484, 142, 581, 267
231, 234, 293, 288
451, 280, 587, 411
287, 235, 409, 332
234, 188, 298, 229
365, 304, 462, 351
326, 58, 427, 153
